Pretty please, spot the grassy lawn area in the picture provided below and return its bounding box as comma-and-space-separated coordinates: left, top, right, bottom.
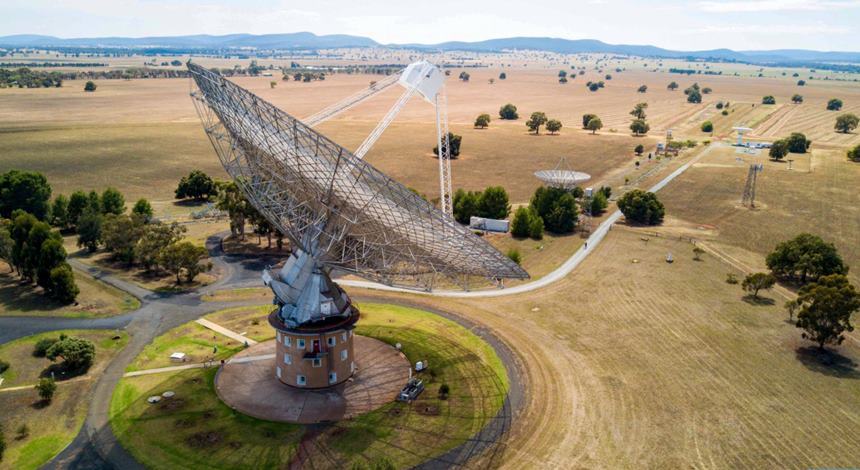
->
0, 262, 138, 318
111, 303, 508, 469
0, 330, 129, 470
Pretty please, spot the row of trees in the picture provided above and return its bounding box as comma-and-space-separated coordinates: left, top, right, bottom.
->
452, 187, 511, 225
0, 170, 79, 303
769, 132, 812, 160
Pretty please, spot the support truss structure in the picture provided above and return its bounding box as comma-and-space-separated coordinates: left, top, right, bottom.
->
187, 63, 527, 290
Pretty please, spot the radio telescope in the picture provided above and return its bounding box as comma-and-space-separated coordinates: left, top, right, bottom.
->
534, 156, 591, 190
187, 63, 527, 389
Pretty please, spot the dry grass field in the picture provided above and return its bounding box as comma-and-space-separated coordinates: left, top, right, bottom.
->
0, 261, 138, 318
359, 228, 860, 468
658, 145, 860, 284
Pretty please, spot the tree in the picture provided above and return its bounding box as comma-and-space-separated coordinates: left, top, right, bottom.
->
835, 113, 859, 133
848, 144, 860, 162
458, 71, 470, 82
528, 213, 544, 240
510, 207, 532, 238
769, 139, 789, 161
742, 272, 776, 298
797, 79, 805, 86
51, 195, 69, 229
24, 221, 57, 283
0, 225, 12, 272
76, 208, 103, 253
67, 190, 88, 227
762, 95, 776, 105
793, 274, 860, 350
702, 87, 712, 94
667, 81, 679, 91
48, 263, 79, 303
629, 103, 648, 120
617, 190, 664, 225
589, 191, 608, 215
634, 144, 644, 155
586, 117, 603, 134
498, 103, 518, 120
37, 238, 66, 290
637, 85, 647, 93
692, 246, 705, 261
477, 186, 510, 219
432, 132, 462, 158
102, 214, 143, 265
545, 119, 562, 135
452, 189, 481, 225
86, 190, 101, 214
791, 94, 804, 104
158, 241, 212, 284
100, 187, 125, 215
35, 377, 57, 402
766, 233, 846, 284
588, 82, 600, 92
526, 112, 548, 135
0, 170, 52, 220
84, 81, 97, 92
134, 221, 186, 271
786, 132, 811, 153
530, 187, 577, 234
499, 72, 506, 80
686, 89, 702, 103
474, 113, 491, 129
132, 198, 154, 221
701, 121, 713, 133
216, 181, 250, 239
46, 336, 95, 372
175, 170, 216, 201
826, 98, 843, 111
9, 212, 37, 276
582, 114, 598, 128
558, 77, 568, 84
630, 119, 650, 136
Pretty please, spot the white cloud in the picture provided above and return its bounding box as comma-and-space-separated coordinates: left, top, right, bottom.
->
681, 23, 849, 34
699, 0, 860, 12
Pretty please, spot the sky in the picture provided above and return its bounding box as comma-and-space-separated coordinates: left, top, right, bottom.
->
2, 0, 858, 51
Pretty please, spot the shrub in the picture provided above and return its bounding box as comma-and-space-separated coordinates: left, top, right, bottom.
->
498, 103, 518, 120
726, 273, 739, 284
83, 81, 97, 92
826, 98, 843, 111
761, 95, 776, 105
0, 358, 9, 374
635, 144, 644, 155
506, 249, 522, 266
701, 121, 713, 133
33, 337, 58, 357
35, 377, 57, 402
474, 113, 491, 129
617, 190, 664, 225
721, 110, 729, 116
847, 144, 860, 162
477, 186, 510, 219
46, 336, 96, 372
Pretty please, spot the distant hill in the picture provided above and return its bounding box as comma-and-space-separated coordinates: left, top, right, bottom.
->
1, 33, 858, 64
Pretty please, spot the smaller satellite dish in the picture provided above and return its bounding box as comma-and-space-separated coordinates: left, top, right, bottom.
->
535, 156, 591, 190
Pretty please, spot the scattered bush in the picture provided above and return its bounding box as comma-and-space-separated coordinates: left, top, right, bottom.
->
761, 95, 776, 105
726, 273, 739, 284
637, 85, 647, 93
701, 121, 713, 133
83, 81, 97, 92
826, 98, 843, 111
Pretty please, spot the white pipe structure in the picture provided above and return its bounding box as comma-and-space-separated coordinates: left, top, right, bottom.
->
301, 61, 454, 216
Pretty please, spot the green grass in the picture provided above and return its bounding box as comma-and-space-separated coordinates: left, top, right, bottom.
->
110, 303, 509, 469
125, 322, 244, 372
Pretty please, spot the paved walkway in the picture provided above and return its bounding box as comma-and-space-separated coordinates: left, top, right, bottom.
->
195, 318, 258, 345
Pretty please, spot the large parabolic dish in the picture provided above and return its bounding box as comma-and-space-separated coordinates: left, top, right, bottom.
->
187, 63, 528, 289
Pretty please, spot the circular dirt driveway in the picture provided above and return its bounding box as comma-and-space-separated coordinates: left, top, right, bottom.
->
215, 335, 410, 424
